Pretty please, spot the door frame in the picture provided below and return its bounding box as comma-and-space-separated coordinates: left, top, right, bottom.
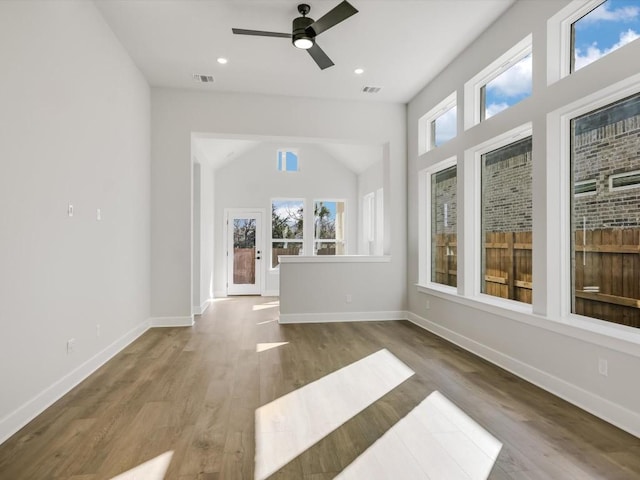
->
224, 208, 266, 296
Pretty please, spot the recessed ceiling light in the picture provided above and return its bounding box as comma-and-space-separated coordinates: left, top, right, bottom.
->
354, 68, 364, 75
217, 57, 228, 64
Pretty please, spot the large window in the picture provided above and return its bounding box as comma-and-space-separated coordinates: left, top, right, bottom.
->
570, 91, 640, 328
271, 199, 303, 268
481, 136, 533, 304
314, 200, 345, 255
430, 163, 458, 287
572, 0, 640, 72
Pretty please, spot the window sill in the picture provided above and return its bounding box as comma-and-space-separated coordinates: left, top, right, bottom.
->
416, 284, 640, 357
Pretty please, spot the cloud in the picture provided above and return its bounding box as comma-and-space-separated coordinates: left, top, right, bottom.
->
486, 54, 532, 98
579, 3, 639, 24
434, 107, 457, 146
575, 28, 640, 70
485, 102, 510, 119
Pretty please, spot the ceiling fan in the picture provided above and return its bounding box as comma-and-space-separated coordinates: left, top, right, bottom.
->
232, 1, 358, 70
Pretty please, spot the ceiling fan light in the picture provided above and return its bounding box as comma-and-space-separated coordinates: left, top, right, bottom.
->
293, 37, 314, 49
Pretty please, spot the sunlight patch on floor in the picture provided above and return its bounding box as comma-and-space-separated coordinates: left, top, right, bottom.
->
256, 319, 278, 325
110, 451, 174, 480
254, 349, 414, 480
253, 304, 279, 311
335, 391, 502, 480
256, 342, 289, 353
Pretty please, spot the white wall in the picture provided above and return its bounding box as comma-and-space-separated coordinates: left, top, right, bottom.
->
192, 161, 202, 311
214, 143, 358, 296
357, 160, 385, 254
0, 1, 150, 443
151, 88, 406, 318
200, 162, 215, 306
407, 0, 640, 436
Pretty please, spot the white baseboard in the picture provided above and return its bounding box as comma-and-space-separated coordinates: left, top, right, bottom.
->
213, 290, 227, 298
192, 299, 212, 316
262, 290, 279, 297
150, 315, 194, 327
279, 310, 406, 324
0, 319, 150, 446
406, 311, 640, 439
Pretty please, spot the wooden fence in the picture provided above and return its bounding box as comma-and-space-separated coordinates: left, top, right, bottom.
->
233, 248, 255, 284
272, 247, 301, 268
434, 234, 457, 287
574, 228, 640, 328
434, 228, 640, 328
484, 231, 533, 305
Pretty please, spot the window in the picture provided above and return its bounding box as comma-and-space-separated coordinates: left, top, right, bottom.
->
277, 149, 299, 172
314, 200, 345, 255
418, 92, 457, 154
575, 179, 598, 196
465, 35, 532, 129
271, 199, 303, 268
433, 105, 457, 148
548, 0, 640, 83
430, 162, 457, 288
362, 189, 384, 255
609, 169, 640, 191
572, 0, 640, 72
481, 136, 533, 304
570, 91, 640, 328
363, 192, 375, 247
481, 53, 532, 120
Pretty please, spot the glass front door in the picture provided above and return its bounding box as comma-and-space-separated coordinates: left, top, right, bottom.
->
227, 211, 262, 295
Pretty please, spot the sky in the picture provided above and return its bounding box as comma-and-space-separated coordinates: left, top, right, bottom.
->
434, 106, 457, 147
482, 0, 640, 119
574, 0, 640, 70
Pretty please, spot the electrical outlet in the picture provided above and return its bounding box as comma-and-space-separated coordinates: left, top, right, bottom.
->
598, 358, 608, 376
345, 294, 352, 304
96, 208, 101, 221
67, 338, 76, 355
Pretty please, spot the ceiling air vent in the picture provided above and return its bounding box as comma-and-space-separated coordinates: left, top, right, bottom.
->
362, 86, 382, 94
193, 74, 215, 83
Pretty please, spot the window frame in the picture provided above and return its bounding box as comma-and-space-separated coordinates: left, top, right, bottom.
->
419, 156, 458, 292
270, 197, 305, 270
609, 169, 640, 192
574, 179, 598, 197
464, 34, 532, 130
418, 92, 457, 155
548, 72, 640, 329
547, 0, 640, 83
313, 199, 347, 256
276, 148, 300, 172
462, 123, 534, 311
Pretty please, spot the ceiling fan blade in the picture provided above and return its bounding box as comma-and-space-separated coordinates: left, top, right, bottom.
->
306, 1, 358, 36
232, 28, 291, 38
307, 42, 334, 70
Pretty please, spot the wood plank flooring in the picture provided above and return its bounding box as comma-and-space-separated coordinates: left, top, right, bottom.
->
0, 296, 639, 479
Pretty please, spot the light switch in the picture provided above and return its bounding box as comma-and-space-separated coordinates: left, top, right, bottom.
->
68, 203, 74, 217
96, 208, 101, 221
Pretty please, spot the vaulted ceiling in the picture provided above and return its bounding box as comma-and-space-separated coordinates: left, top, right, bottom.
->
95, 0, 515, 169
